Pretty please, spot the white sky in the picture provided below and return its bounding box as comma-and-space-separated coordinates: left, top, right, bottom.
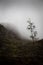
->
0, 0, 43, 39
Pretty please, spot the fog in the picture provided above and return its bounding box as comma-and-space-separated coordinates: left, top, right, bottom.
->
0, 0, 43, 39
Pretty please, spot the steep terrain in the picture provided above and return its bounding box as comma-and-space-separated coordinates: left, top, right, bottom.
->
0, 24, 43, 65
0, 24, 29, 57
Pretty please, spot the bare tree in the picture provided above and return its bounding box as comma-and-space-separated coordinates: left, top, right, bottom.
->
27, 18, 37, 44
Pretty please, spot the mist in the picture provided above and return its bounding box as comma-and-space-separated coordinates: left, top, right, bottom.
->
0, 0, 43, 39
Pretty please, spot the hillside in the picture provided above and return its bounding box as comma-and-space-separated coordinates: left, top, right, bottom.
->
0, 24, 29, 57
0, 24, 43, 65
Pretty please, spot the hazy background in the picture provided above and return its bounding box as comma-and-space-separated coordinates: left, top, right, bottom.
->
0, 0, 43, 39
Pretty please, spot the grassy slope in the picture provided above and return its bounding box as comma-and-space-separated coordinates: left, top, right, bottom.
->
0, 24, 43, 65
